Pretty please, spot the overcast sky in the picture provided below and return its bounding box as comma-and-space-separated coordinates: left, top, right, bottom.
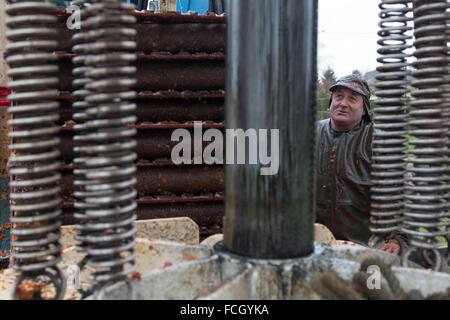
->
318, 0, 379, 78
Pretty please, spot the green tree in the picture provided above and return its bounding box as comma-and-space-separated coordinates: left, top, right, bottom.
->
316, 66, 337, 120
319, 67, 337, 95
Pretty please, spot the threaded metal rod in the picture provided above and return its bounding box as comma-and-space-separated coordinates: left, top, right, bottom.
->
223, 0, 318, 259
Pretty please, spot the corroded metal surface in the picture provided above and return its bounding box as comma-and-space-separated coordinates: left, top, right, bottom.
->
55, 91, 224, 124
53, 10, 226, 53
60, 165, 224, 198
56, 54, 225, 92
59, 126, 224, 160
54, 11, 226, 233
61, 207, 222, 239
59, 176, 224, 235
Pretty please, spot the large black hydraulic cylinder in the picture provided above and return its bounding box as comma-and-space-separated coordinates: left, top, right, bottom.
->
224, 0, 318, 259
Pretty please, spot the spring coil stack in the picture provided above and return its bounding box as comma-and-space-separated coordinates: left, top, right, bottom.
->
370, 0, 413, 246
71, 0, 138, 293
5, 0, 65, 299
402, 0, 450, 271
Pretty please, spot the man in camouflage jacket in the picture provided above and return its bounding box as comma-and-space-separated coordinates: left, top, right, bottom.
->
315, 74, 407, 254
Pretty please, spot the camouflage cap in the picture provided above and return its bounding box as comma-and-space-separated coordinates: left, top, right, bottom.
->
329, 74, 371, 100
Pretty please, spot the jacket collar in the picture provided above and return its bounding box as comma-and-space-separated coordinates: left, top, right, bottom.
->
328, 118, 366, 137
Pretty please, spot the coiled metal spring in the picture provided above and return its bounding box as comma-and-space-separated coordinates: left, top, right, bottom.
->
71, 0, 138, 293
402, 0, 450, 271
370, 0, 413, 247
5, 0, 65, 299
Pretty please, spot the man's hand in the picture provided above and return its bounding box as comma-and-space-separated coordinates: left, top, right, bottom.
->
379, 239, 401, 255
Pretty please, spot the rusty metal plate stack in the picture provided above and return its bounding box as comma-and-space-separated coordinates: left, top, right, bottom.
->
55, 10, 226, 239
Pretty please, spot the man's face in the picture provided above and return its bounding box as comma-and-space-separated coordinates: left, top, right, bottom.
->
329, 87, 365, 130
